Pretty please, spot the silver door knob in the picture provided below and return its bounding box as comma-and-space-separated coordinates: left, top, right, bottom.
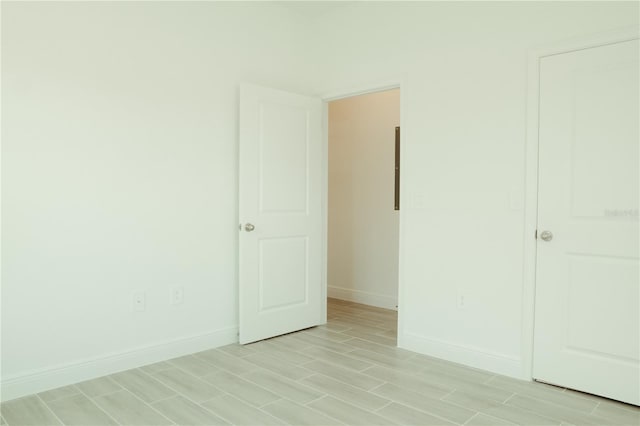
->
244, 223, 255, 232
540, 230, 553, 241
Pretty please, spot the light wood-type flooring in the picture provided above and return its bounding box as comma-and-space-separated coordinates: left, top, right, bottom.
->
2, 299, 638, 425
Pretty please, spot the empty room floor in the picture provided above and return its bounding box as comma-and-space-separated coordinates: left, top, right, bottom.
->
2, 299, 638, 426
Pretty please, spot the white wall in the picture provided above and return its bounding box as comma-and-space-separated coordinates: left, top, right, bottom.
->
2, 0, 637, 400
328, 90, 400, 309
1, 1, 315, 400
310, 2, 639, 378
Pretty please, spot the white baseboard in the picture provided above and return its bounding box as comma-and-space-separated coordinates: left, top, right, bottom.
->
399, 331, 525, 379
1, 326, 238, 402
328, 286, 398, 310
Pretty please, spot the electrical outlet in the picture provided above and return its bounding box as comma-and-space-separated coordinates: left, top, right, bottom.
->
456, 290, 466, 310
170, 287, 184, 305
132, 292, 146, 312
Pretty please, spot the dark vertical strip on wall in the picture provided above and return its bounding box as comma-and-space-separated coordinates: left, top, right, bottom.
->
395, 126, 400, 210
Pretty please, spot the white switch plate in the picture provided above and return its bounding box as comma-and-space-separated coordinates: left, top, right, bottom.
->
170, 287, 184, 305
456, 290, 466, 310
132, 292, 146, 312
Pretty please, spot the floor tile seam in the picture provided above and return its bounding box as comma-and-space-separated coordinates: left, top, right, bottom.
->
301, 349, 375, 372
372, 400, 394, 413
340, 332, 396, 345
196, 393, 252, 423
480, 402, 562, 426
300, 371, 390, 405
332, 316, 387, 325
77, 376, 124, 399
345, 317, 392, 326
347, 338, 411, 359
502, 393, 517, 405
305, 401, 360, 426
524, 390, 601, 413
239, 358, 315, 382
306, 343, 360, 356
438, 389, 457, 401
510, 390, 602, 417
372, 402, 419, 426
366, 382, 388, 393
369, 386, 478, 424
419, 363, 494, 381
300, 373, 390, 411
262, 394, 351, 424
240, 367, 328, 399
95, 388, 177, 426
560, 388, 606, 409
382, 399, 469, 425
595, 401, 640, 417
135, 366, 226, 409
462, 411, 481, 425
165, 363, 222, 383
501, 396, 573, 425
256, 396, 284, 409
33, 393, 66, 426
429, 373, 505, 395
116, 367, 181, 402
67, 384, 123, 426
265, 396, 344, 421
344, 350, 420, 372
192, 348, 249, 372
438, 393, 499, 416
272, 398, 347, 426
299, 358, 380, 382
256, 348, 319, 366
337, 321, 391, 330
193, 352, 260, 377
301, 393, 330, 407
147, 394, 179, 406
345, 319, 394, 328
152, 359, 180, 371
205, 371, 287, 405
165, 356, 223, 376
37, 385, 83, 404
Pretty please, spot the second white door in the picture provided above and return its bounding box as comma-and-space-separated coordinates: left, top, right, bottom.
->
533, 39, 639, 405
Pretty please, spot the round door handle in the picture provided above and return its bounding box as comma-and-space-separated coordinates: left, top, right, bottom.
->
244, 223, 255, 232
540, 230, 553, 241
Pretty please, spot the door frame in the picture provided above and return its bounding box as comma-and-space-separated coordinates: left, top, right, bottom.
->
320, 78, 407, 343
522, 26, 639, 380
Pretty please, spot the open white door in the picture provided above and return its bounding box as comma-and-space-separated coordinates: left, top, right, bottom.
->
533, 39, 639, 405
239, 84, 324, 344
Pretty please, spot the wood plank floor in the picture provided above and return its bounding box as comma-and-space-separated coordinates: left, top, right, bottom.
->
2, 298, 639, 425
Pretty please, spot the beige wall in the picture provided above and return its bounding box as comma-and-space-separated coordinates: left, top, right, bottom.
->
328, 89, 400, 309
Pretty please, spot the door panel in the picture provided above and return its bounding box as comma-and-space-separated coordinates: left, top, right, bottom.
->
533, 39, 639, 405
239, 84, 324, 344
258, 237, 309, 311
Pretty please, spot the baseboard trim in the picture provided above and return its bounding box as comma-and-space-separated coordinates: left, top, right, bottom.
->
1, 326, 238, 402
399, 331, 524, 379
328, 286, 398, 310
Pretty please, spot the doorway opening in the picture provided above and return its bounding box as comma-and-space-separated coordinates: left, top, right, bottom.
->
325, 88, 401, 345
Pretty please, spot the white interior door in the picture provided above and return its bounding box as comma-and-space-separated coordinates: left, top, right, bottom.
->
239, 84, 324, 344
533, 39, 639, 405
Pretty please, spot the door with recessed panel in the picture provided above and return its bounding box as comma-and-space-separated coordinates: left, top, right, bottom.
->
238, 84, 324, 344
533, 39, 639, 405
